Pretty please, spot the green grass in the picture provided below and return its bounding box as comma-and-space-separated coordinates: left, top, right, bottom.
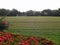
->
4, 16, 60, 45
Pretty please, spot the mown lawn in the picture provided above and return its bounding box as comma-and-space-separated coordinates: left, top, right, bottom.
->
4, 16, 60, 45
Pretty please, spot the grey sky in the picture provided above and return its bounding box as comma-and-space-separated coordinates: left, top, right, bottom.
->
0, 0, 60, 12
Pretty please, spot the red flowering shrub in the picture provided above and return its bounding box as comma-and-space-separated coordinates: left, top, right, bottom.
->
0, 17, 9, 31
0, 32, 55, 45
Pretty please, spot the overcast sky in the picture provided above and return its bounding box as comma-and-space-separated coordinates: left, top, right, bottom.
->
0, 0, 60, 12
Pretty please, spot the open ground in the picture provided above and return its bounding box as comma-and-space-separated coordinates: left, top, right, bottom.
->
4, 16, 60, 45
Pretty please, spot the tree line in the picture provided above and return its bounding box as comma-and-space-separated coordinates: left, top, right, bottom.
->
0, 8, 60, 16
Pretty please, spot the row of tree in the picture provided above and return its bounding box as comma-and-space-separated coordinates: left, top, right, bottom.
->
0, 8, 60, 16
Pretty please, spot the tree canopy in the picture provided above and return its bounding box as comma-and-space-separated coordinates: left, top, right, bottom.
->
0, 8, 60, 16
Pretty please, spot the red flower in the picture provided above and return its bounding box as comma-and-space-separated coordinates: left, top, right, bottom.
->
0, 38, 3, 42
0, 32, 55, 45
2, 20, 7, 25
6, 44, 10, 45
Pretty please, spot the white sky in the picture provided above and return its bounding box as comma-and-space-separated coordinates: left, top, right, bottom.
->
0, 0, 60, 12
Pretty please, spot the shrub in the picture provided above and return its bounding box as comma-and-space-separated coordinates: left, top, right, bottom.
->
0, 17, 9, 31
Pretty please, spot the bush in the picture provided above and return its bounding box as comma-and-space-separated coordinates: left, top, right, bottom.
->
0, 17, 9, 31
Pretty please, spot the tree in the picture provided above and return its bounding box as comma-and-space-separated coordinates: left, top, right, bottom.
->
57, 8, 60, 16
26, 10, 34, 16
7, 9, 18, 16
0, 9, 7, 16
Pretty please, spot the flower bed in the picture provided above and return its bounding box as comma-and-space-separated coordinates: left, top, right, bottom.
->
0, 32, 55, 45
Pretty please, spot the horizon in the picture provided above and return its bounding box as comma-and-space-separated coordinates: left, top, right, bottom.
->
0, 0, 60, 12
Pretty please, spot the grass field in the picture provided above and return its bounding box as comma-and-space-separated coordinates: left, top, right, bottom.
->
4, 16, 60, 45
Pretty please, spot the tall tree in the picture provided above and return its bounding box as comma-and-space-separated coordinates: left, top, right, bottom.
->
0, 9, 7, 16
7, 9, 18, 16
